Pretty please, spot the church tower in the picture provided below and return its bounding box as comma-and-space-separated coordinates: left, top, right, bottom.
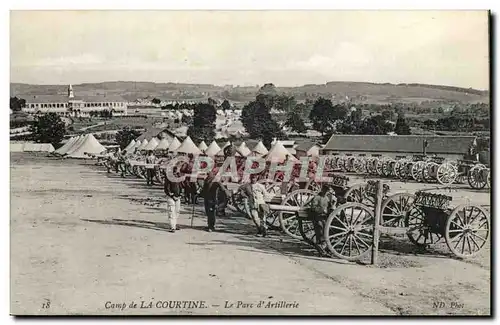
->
68, 84, 74, 98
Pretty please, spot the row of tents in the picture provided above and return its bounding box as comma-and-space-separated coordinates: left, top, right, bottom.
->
10, 142, 55, 153
124, 135, 304, 162
53, 134, 107, 158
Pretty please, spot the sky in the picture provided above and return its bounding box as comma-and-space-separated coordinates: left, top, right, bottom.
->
10, 10, 489, 89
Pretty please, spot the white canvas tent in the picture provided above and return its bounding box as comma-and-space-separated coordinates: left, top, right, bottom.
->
64, 135, 87, 155
204, 141, 221, 156
176, 136, 202, 155
236, 142, 251, 156
198, 141, 208, 152
137, 139, 149, 151
143, 137, 159, 151
155, 138, 170, 150
167, 137, 181, 152
265, 141, 298, 162
10, 143, 25, 152
55, 136, 77, 155
124, 139, 136, 152
66, 134, 106, 158
307, 145, 320, 157
23, 143, 37, 152
252, 141, 268, 156
40, 143, 55, 152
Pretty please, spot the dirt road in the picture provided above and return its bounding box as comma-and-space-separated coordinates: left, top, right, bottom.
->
10, 154, 491, 315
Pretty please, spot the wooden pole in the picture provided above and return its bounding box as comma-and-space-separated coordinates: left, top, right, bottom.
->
371, 180, 383, 265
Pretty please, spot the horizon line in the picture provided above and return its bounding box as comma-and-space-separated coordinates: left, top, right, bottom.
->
9, 80, 489, 92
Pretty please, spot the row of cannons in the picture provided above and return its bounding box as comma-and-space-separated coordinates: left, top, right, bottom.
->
99, 156, 490, 264
327, 155, 491, 189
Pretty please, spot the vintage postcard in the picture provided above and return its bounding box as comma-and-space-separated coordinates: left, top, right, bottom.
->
10, 10, 491, 316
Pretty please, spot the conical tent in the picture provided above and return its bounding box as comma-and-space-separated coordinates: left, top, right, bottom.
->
176, 136, 202, 155
66, 134, 107, 158
198, 141, 208, 152
137, 139, 149, 151
124, 139, 136, 152
155, 138, 170, 150
167, 137, 181, 152
143, 137, 159, 151
63, 134, 88, 155
265, 141, 298, 162
204, 141, 221, 156
252, 141, 268, 156
307, 145, 320, 157
237, 142, 251, 156
55, 136, 77, 155
131, 139, 142, 151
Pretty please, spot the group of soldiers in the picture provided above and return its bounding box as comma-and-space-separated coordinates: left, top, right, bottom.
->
104, 145, 335, 254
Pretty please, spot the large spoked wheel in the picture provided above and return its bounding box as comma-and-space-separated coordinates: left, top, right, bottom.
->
279, 189, 316, 240
437, 162, 458, 186
380, 193, 415, 227
381, 159, 393, 177
405, 206, 442, 247
422, 162, 438, 183
468, 166, 488, 189
411, 161, 425, 182
353, 158, 367, 174
375, 159, 384, 176
445, 204, 490, 258
487, 169, 491, 189
344, 183, 375, 208
324, 202, 374, 261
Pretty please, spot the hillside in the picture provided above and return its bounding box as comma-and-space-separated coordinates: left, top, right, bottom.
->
10, 81, 489, 105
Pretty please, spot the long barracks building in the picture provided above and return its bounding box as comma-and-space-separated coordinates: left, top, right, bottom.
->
22, 84, 128, 116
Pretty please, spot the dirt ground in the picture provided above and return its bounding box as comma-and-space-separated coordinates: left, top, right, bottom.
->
10, 153, 491, 315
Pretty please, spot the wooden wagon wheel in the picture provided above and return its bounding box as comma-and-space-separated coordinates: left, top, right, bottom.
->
344, 183, 376, 208
381, 159, 393, 177
468, 166, 487, 189
375, 159, 384, 176
422, 162, 438, 183
380, 193, 415, 227
405, 206, 442, 247
487, 169, 491, 189
353, 158, 367, 174
411, 161, 425, 182
445, 204, 490, 258
393, 160, 402, 178
278, 189, 316, 240
436, 162, 458, 186
323, 202, 374, 261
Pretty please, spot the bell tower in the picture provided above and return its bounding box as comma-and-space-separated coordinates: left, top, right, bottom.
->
68, 84, 74, 98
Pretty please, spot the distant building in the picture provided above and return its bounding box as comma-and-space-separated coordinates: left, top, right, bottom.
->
321, 134, 477, 160
22, 84, 128, 116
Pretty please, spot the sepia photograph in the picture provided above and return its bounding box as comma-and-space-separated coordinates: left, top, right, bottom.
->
9, 10, 491, 316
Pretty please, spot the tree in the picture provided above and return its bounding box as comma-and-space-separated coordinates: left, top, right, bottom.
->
309, 97, 348, 136
30, 112, 66, 146
115, 127, 142, 150
221, 99, 231, 111
241, 95, 284, 148
394, 114, 412, 135
208, 97, 218, 107
381, 109, 395, 121
187, 103, 216, 144
358, 115, 394, 135
181, 114, 192, 125
258, 83, 277, 96
273, 95, 296, 112
285, 111, 307, 134
152, 98, 161, 105
10, 96, 26, 112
